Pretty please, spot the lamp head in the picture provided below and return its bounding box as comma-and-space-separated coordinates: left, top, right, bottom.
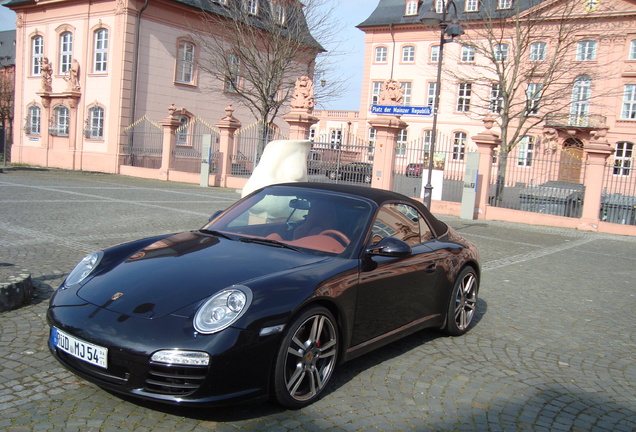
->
420, 8, 442, 26
445, 21, 464, 39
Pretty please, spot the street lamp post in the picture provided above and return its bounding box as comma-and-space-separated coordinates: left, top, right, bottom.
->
420, 2, 464, 208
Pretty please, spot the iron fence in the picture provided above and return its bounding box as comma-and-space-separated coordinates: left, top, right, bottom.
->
601, 161, 636, 225
307, 133, 374, 187
233, 122, 288, 178
121, 116, 163, 168
171, 118, 220, 174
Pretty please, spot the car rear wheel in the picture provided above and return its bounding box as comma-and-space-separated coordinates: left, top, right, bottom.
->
273, 306, 338, 409
442, 267, 478, 336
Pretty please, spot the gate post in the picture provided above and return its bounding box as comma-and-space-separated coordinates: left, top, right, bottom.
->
368, 115, 406, 191
472, 117, 501, 219
158, 104, 181, 180
216, 105, 242, 188
579, 131, 613, 231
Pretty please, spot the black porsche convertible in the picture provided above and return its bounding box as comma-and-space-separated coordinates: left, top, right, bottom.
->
47, 182, 480, 409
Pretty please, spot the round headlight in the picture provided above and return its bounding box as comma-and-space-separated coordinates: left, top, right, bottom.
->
193, 286, 253, 334
65, 252, 103, 286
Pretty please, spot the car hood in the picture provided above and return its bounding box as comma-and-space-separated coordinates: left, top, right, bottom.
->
76, 231, 328, 318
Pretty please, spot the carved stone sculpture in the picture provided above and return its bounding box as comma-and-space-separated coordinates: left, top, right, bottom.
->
290, 76, 315, 110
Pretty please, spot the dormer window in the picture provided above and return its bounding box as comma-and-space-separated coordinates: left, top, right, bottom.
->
405, 0, 419, 15
498, 0, 512, 9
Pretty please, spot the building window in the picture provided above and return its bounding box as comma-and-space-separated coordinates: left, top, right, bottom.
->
244, 0, 258, 15
570, 75, 591, 126
271, 2, 286, 25
497, 0, 512, 9
452, 132, 466, 160
32, 36, 43, 75
465, 0, 478, 12
308, 128, 315, 141
330, 130, 342, 148
52, 105, 70, 136
613, 142, 633, 176
406, 0, 419, 15
93, 29, 109, 73
576, 41, 597, 61
176, 115, 190, 145
530, 42, 546, 61
87, 106, 105, 139
495, 44, 508, 62
396, 129, 408, 156
526, 83, 543, 115
422, 130, 432, 158
427, 82, 437, 107
375, 46, 387, 63
372, 81, 383, 104
630, 40, 636, 60
176, 41, 195, 84
461, 45, 475, 62
621, 85, 636, 119
400, 82, 412, 105
368, 127, 376, 154
59, 32, 73, 74
402, 45, 415, 63
225, 54, 241, 92
26, 105, 41, 135
517, 136, 534, 167
489, 83, 503, 113
436, 0, 445, 13
457, 83, 472, 112
430, 45, 440, 63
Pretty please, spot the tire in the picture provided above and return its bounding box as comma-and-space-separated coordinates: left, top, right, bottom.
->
442, 267, 479, 336
272, 306, 338, 409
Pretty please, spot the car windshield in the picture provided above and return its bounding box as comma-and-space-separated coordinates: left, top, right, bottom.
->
204, 187, 373, 257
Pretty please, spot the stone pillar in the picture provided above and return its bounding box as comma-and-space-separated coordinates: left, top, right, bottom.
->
579, 132, 613, 231
158, 104, 181, 180
283, 108, 318, 140
215, 105, 242, 188
471, 117, 501, 219
368, 115, 407, 191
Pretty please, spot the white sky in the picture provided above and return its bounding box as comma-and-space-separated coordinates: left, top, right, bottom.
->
0, 1, 379, 111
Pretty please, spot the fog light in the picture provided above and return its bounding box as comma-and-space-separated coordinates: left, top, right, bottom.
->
150, 350, 210, 366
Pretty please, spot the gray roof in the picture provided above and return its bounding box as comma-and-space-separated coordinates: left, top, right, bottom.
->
0, 30, 16, 67
357, 0, 543, 28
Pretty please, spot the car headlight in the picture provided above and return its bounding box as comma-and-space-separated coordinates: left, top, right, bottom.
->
193, 286, 253, 334
65, 252, 103, 286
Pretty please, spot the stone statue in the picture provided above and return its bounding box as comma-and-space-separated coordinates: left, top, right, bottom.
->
40, 57, 52, 92
65, 59, 80, 91
290, 76, 315, 110
379, 79, 403, 105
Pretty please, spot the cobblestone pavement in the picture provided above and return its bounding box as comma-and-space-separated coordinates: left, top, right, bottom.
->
1, 169, 635, 432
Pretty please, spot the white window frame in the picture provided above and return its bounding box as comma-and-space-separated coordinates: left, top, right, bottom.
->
498, 0, 512, 9
93, 29, 109, 73
402, 45, 415, 63
630, 40, 636, 60
400, 82, 412, 106
576, 41, 597, 61
271, 2, 286, 25
245, 0, 258, 15
436, 0, 446, 13
88, 106, 105, 140
368, 127, 376, 154
176, 41, 195, 84
430, 45, 440, 63
461, 45, 475, 62
32, 36, 43, 76
406, 0, 419, 15
59, 32, 73, 74
176, 115, 190, 145
330, 129, 342, 149
526, 83, 543, 115
530, 42, 546, 61
622, 84, 636, 119
570, 75, 591, 126
427, 82, 437, 107
27, 105, 41, 135
489, 83, 503, 113
457, 83, 472, 112
375, 46, 388, 63
517, 136, 535, 167
53, 105, 70, 136
613, 142, 633, 176
225, 54, 241, 92
372, 81, 383, 105
452, 132, 466, 161
465, 0, 478, 12
396, 129, 408, 156
495, 44, 509, 62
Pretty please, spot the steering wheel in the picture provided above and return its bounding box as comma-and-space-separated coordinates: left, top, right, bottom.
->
319, 230, 351, 246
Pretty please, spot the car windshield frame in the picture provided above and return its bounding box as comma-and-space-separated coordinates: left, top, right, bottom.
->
204, 186, 375, 259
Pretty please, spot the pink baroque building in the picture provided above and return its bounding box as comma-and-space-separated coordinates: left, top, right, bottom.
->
6, 0, 318, 173
356, 0, 636, 197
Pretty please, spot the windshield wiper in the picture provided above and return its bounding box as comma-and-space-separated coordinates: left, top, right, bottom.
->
238, 237, 300, 252
199, 229, 232, 240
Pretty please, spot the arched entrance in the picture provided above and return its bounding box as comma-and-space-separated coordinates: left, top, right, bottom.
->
559, 138, 584, 183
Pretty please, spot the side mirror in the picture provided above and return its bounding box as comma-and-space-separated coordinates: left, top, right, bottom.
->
366, 237, 412, 258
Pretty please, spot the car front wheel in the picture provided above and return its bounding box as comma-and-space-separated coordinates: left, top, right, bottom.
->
442, 267, 478, 336
272, 306, 338, 409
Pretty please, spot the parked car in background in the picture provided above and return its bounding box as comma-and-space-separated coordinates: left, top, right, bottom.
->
46, 183, 480, 409
325, 162, 373, 183
405, 163, 425, 177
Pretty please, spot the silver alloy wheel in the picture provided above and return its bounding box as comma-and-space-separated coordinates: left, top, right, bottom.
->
283, 313, 338, 403
454, 271, 477, 331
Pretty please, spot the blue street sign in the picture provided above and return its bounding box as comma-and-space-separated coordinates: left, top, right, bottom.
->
371, 105, 432, 116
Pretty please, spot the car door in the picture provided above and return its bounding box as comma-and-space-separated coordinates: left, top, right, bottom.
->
351, 203, 444, 347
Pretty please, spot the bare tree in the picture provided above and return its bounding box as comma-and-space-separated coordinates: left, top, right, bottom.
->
192, 0, 347, 152
446, 0, 620, 203
0, 67, 14, 163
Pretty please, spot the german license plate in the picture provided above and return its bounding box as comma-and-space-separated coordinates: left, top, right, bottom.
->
52, 327, 108, 369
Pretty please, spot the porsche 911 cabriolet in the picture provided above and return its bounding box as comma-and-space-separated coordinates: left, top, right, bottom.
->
47, 182, 480, 409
